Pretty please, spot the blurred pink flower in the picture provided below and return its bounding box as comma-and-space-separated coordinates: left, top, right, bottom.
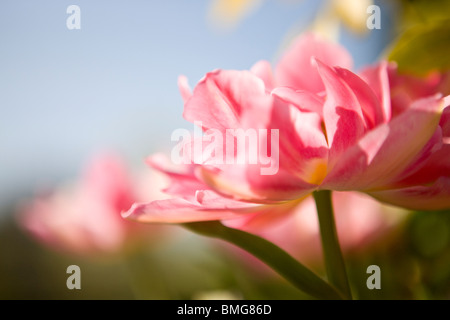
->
124, 32, 450, 227
18, 153, 169, 255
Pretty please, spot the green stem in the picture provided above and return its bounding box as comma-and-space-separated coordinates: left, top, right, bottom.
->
313, 190, 352, 300
183, 221, 343, 300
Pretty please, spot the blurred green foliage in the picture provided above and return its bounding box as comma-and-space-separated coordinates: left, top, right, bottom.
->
1, 205, 450, 300
388, 21, 450, 75
399, 0, 450, 25
388, 0, 450, 75
347, 209, 450, 300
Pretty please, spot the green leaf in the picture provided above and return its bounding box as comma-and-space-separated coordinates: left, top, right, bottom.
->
399, 0, 450, 25
388, 20, 450, 76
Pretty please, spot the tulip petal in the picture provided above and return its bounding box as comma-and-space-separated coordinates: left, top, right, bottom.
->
388, 127, 443, 185
271, 101, 329, 184
251, 60, 275, 90
183, 70, 268, 130
146, 154, 206, 201
315, 59, 366, 165
398, 143, 450, 186
323, 96, 446, 190
271, 87, 324, 115
368, 177, 450, 211
223, 198, 302, 231
440, 105, 450, 139
178, 75, 193, 103
388, 68, 445, 117
194, 98, 327, 202
334, 66, 384, 127
359, 61, 392, 122
199, 164, 315, 203
123, 190, 265, 223
275, 32, 353, 93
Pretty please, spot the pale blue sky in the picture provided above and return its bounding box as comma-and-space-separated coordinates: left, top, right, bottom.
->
0, 0, 394, 208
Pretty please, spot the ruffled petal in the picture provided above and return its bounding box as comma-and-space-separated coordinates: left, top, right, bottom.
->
323, 96, 446, 190
368, 177, 450, 211
271, 87, 324, 115
334, 66, 384, 127
275, 32, 353, 93
397, 143, 450, 186
182, 70, 268, 131
315, 59, 366, 166
199, 164, 315, 203
359, 61, 392, 122
251, 60, 275, 91
146, 154, 206, 201
123, 190, 266, 223
270, 100, 329, 185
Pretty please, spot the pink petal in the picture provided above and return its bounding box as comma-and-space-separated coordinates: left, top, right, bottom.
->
223, 198, 301, 231
323, 96, 446, 190
270, 100, 329, 184
147, 153, 197, 178
250, 60, 275, 91
334, 66, 384, 127
191, 99, 326, 202
388, 127, 443, 185
178, 75, 193, 103
146, 154, 207, 201
123, 190, 264, 223
275, 32, 353, 93
271, 87, 324, 115
440, 104, 450, 139
20, 183, 128, 254
182, 70, 268, 131
359, 61, 392, 122
81, 153, 136, 214
315, 59, 366, 166
368, 177, 450, 211
388, 68, 445, 117
198, 164, 316, 203
398, 143, 450, 186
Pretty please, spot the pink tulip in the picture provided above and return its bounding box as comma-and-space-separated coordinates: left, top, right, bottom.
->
18, 153, 169, 255
124, 32, 450, 226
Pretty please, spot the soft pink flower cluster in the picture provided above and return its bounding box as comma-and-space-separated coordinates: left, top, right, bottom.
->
19, 153, 169, 255
124, 33, 450, 226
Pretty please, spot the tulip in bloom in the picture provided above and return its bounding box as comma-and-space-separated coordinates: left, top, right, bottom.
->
19, 153, 169, 255
124, 32, 450, 226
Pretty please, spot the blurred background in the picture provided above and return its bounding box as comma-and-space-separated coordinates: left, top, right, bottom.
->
1, 0, 450, 299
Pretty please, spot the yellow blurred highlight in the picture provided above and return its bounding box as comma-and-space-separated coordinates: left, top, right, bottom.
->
331, 0, 373, 35
208, 0, 264, 31
193, 289, 243, 300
